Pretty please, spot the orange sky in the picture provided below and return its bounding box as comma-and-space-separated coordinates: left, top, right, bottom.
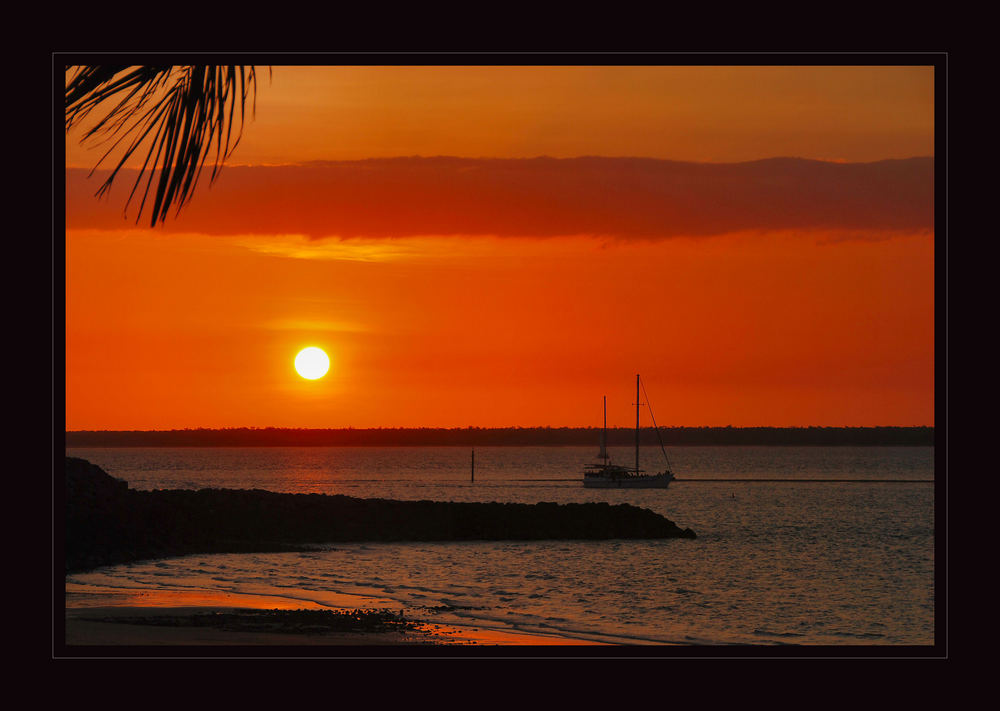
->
64, 64, 936, 429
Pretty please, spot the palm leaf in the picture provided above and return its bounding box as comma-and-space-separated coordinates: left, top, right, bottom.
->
65, 65, 267, 226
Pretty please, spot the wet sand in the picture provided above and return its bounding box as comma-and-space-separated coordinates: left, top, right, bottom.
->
62, 586, 606, 649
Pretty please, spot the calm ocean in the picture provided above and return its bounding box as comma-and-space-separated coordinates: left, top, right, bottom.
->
65, 445, 936, 646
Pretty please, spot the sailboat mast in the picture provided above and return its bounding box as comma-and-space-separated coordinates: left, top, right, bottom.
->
635, 373, 640, 473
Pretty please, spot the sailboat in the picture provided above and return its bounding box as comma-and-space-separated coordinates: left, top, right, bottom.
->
583, 374, 676, 488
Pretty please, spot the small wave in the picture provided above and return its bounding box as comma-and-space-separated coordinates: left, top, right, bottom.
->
421, 603, 485, 613
752, 628, 806, 639
827, 630, 886, 640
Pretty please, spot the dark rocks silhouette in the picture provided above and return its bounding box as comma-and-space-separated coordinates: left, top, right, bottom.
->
65, 457, 696, 573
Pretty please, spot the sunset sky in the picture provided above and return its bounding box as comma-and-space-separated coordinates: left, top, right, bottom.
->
64, 65, 936, 430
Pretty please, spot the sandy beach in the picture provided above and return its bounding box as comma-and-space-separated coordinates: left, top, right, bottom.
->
62, 585, 606, 650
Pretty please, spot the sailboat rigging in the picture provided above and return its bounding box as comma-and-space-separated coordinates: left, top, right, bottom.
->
583, 374, 676, 488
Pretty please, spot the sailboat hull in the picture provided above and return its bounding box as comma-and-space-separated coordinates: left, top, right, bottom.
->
583, 472, 674, 489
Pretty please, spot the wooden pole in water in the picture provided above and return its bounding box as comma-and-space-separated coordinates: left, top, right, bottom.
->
471, 449, 475, 482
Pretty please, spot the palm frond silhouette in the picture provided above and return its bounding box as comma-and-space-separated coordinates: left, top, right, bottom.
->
65, 65, 268, 226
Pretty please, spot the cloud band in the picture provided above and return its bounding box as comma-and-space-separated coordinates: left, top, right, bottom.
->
66, 156, 934, 239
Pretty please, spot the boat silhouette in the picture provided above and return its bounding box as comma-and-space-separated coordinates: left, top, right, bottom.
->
583, 374, 676, 489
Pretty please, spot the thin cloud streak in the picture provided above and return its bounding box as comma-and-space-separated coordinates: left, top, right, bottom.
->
227, 234, 434, 262
66, 156, 934, 240
264, 318, 371, 333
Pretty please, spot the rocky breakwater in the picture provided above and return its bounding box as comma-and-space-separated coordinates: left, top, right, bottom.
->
65, 457, 696, 572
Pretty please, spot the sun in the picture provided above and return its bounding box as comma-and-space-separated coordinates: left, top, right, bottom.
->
294, 347, 330, 380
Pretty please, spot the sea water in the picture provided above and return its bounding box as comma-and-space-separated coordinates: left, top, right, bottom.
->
64, 446, 936, 646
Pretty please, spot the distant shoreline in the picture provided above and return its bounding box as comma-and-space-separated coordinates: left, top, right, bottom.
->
66, 426, 934, 448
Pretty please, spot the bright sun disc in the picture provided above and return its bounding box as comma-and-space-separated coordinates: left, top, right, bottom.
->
295, 347, 330, 380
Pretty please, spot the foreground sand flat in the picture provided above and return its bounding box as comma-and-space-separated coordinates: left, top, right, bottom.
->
62, 588, 607, 648
65, 610, 443, 646
64, 608, 601, 647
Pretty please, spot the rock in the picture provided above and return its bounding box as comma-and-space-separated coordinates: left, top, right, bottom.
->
64, 457, 696, 573
65, 456, 128, 502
